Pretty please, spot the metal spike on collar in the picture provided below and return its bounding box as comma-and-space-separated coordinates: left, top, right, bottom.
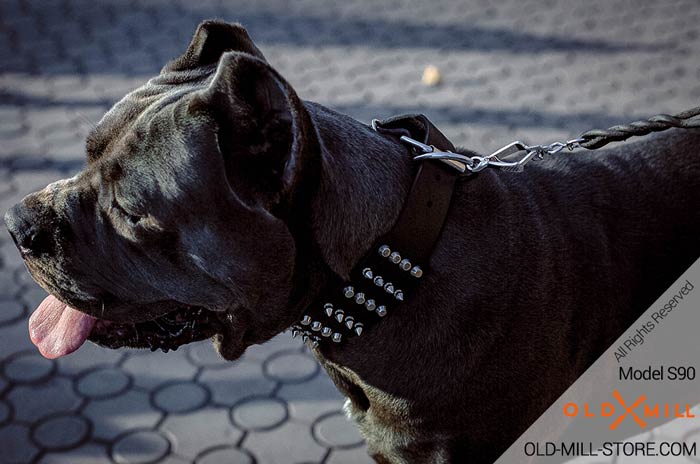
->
291, 328, 301, 338
384, 282, 395, 294
311, 321, 322, 331
354, 292, 366, 305
324, 303, 334, 317
373, 276, 384, 287
365, 299, 376, 311
354, 323, 364, 336
302, 333, 309, 343
334, 309, 345, 323
332, 332, 342, 343
310, 337, 320, 348
389, 251, 402, 264
410, 266, 423, 278
362, 268, 373, 279
301, 315, 312, 325
376, 305, 388, 317
322, 327, 332, 337
399, 259, 412, 271
343, 286, 355, 298
344, 316, 355, 329
394, 290, 404, 301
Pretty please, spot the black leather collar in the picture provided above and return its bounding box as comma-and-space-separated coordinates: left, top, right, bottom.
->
291, 114, 463, 346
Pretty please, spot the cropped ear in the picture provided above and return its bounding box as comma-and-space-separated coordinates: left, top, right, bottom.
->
164, 21, 266, 72
189, 52, 305, 205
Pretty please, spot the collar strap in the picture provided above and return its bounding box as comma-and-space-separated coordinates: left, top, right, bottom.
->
291, 114, 462, 347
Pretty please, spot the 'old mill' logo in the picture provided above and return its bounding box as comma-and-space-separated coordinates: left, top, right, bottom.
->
563, 390, 695, 430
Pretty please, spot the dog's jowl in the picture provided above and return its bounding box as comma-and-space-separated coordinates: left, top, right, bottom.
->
4, 20, 700, 464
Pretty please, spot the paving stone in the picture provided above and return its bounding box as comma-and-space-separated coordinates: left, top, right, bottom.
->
0, 265, 20, 297
186, 340, 230, 369
199, 359, 276, 407
39, 442, 111, 464
196, 446, 254, 464
0, 399, 12, 426
313, 411, 365, 449
75, 367, 131, 399
152, 381, 209, 414
157, 456, 192, 464
243, 332, 304, 362
159, 407, 243, 459
231, 396, 288, 431
111, 429, 171, 464
31, 413, 90, 450
19, 284, 49, 311
82, 390, 162, 441
326, 446, 375, 464
7, 170, 65, 198
2, 350, 55, 384
243, 420, 327, 464
56, 342, 126, 376
263, 350, 319, 384
278, 368, 346, 424
0, 319, 35, 357
122, 350, 198, 390
0, 298, 25, 326
0, 424, 39, 464
7, 377, 82, 423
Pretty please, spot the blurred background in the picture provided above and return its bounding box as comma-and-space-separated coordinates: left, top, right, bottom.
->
0, 0, 699, 463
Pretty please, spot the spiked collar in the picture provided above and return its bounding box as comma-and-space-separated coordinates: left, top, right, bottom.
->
291, 114, 465, 347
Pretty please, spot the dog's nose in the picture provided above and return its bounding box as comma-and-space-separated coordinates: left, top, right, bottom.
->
4, 203, 53, 257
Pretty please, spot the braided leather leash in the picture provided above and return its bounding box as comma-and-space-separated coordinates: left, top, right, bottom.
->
578, 106, 700, 149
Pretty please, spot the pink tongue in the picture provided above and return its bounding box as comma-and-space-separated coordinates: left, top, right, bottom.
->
29, 295, 96, 359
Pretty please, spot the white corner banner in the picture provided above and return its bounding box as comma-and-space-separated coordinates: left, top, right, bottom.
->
496, 258, 700, 464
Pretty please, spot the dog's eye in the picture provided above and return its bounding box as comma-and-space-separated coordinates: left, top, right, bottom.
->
111, 199, 143, 226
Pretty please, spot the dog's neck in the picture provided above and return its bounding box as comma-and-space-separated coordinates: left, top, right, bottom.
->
304, 102, 415, 280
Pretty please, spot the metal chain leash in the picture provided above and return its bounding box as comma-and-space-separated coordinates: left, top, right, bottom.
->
403, 106, 700, 174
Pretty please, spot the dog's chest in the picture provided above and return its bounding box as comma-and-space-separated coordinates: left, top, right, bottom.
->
319, 358, 451, 463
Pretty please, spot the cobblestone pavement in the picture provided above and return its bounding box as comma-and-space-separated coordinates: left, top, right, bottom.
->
1, 0, 699, 463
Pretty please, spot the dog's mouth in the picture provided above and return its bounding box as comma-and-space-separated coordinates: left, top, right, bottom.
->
29, 295, 222, 359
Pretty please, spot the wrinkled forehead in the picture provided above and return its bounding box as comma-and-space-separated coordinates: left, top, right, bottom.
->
85, 66, 216, 165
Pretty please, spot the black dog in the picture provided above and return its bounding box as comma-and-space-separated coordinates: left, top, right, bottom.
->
4, 21, 700, 463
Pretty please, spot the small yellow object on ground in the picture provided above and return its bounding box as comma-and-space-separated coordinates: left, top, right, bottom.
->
421, 65, 442, 86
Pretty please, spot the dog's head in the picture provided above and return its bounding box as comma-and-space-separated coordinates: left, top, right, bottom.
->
4, 21, 317, 360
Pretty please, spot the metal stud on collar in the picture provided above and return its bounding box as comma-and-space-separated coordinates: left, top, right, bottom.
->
388, 251, 401, 264
294, 242, 427, 345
